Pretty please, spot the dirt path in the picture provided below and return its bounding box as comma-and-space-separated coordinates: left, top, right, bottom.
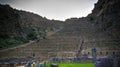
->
0, 41, 35, 52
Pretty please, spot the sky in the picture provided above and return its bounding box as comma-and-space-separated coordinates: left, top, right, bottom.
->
0, 0, 98, 21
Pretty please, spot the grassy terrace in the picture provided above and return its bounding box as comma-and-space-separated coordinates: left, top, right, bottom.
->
46, 63, 94, 67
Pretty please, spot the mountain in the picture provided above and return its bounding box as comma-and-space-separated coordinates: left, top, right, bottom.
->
0, 0, 120, 59
88, 0, 120, 39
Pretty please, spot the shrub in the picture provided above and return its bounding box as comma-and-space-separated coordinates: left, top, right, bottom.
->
27, 32, 37, 40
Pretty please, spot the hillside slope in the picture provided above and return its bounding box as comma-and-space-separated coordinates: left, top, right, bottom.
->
0, 0, 120, 59
0, 4, 63, 49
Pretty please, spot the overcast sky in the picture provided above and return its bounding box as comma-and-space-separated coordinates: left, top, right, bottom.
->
0, 0, 98, 21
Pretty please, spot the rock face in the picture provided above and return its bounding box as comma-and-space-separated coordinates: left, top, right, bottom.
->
88, 0, 120, 39
0, 5, 20, 37
0, 0, 120, 59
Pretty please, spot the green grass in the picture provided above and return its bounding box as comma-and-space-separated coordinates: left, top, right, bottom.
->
46, 63, 94, 67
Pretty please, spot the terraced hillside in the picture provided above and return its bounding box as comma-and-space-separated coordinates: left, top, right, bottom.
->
0, 0, 120, 60
0, 17, 119, 60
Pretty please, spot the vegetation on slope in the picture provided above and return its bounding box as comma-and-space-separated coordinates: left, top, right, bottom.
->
0, 4, 46, 49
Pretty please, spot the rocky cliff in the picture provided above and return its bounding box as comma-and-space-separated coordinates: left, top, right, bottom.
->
88, 0, 120, 39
